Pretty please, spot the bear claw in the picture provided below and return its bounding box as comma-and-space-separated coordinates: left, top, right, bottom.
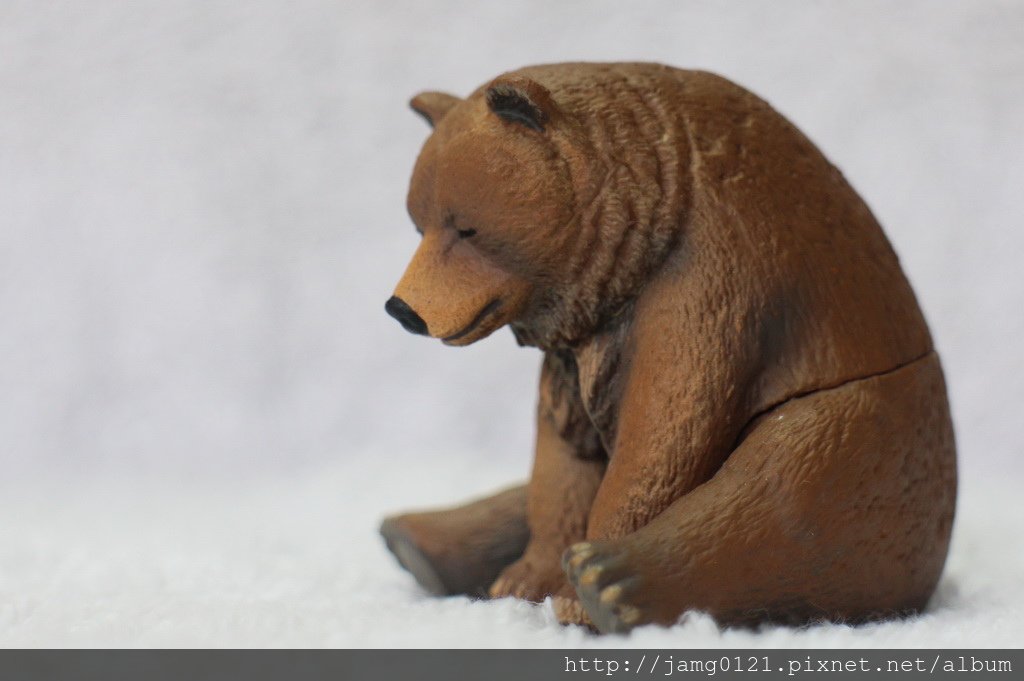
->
562, 542, 647, 634
563, 542, 596, 570
489, 554, 569, 603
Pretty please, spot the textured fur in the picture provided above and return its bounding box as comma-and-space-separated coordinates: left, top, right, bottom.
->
383, 63, 956, 633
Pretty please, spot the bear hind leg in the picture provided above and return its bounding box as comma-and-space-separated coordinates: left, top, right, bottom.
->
564, 354, 956, 633
380, 484, 529, 597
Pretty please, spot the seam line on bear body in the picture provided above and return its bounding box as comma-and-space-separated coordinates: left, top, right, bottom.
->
733, 348, 938, 451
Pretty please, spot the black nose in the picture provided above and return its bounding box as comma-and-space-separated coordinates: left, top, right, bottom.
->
385, 296, 428, 335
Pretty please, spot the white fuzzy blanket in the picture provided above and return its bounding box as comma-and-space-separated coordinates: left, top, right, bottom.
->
1, 459, 1019, 648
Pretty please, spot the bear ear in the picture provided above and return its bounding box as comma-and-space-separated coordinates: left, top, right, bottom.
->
485, 77, 557, 133
409, 91, 461, 128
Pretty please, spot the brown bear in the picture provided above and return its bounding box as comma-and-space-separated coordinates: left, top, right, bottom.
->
380, 62, 957, 634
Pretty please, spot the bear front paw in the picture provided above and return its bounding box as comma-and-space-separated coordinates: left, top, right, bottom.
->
562, 541, 647, 634
489, 553, 568, 603
552, 582, 598, 630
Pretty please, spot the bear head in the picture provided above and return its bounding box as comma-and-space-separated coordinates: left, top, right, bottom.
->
387, 67, 689, 350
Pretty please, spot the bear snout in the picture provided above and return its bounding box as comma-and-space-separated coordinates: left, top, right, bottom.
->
385, 296, 429, 336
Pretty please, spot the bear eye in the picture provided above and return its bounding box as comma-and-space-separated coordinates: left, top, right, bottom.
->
445, 212, 477, 239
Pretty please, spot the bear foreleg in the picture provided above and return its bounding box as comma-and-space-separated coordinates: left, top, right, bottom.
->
489, 356, 606, 602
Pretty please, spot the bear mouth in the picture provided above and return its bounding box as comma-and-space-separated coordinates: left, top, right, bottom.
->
442, 298, 504, 344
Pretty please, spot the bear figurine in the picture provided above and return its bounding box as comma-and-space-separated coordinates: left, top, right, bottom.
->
379, 62, 957, 634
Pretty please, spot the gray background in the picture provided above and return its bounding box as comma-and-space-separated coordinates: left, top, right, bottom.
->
2, 0, 1021, 489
